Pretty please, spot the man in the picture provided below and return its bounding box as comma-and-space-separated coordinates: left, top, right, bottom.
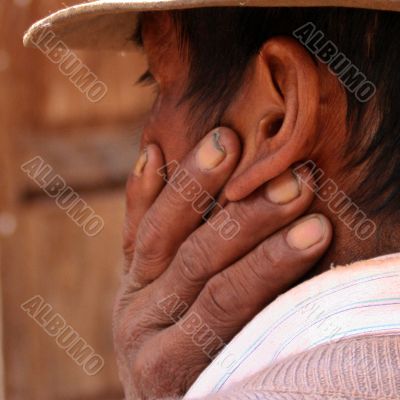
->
25, 1, 400, 399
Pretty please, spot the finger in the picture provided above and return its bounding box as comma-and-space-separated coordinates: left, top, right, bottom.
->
137, 214, 331, 391
154, 214, 332, 368
132, 128, 241, 285
190, 214, 332, 334
123, 144, 165, 272
156, 166, 316, 310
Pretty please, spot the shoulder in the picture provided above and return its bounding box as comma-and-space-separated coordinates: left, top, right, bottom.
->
209, 334, 400, 400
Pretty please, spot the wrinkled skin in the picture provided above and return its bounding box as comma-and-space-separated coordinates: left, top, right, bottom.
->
113, 12, 335, 400
113, 130, 332, 398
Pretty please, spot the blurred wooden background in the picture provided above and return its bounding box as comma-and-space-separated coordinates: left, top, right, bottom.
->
0, 0, 154, 399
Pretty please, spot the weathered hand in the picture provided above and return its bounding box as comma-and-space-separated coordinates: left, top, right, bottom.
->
113, 128, 332, 399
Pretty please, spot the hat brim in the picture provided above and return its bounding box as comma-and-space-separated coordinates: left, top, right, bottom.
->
24, 0, 400, 51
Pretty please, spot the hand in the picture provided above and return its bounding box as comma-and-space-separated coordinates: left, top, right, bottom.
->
113, 128, 332, 399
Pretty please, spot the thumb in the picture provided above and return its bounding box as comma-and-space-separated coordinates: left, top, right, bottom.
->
123, 143, 165, 273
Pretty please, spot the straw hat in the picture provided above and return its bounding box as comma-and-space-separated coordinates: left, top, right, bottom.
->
24, 0, 400, 51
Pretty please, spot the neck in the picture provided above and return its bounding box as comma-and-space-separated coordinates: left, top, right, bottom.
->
307, 73, 400, 275
310, 202, 400, 276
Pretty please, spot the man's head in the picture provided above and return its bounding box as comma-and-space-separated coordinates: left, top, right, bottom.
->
137, 8, 399, 217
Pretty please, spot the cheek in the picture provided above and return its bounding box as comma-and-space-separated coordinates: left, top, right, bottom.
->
142, 97, 196, 165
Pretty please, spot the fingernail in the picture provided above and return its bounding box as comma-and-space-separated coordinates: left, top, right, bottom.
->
267, 170, 300, 204
287, 216, 325, 250
197, 130, 226, 171
134, 148, 148, 177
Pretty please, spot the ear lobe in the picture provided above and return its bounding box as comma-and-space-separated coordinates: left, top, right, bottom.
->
225, 36, 320, 202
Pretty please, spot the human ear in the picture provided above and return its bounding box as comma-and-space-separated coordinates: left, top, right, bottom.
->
225, 36, 320, 202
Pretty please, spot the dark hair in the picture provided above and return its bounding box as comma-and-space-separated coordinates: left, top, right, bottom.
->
170, 7, 400, 214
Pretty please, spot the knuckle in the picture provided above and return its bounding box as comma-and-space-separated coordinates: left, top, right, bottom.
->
113, 306, 155, 358
256, 241, 280, 270
125, 172, 138, 200
122, 235, 136, 268
162, 184, 185, 211
113, 314, 135, 354
175, 235, 212, 286
232, 200, 257, 225
130, 352, 156, 395
131, 348, 153, 379
242, 256, 268, 286
199, 272, 244, 324
113, 295, 136, 334
133, 337, 191, 397
135, 214, 167, 266
137, 213, 163, 248
248, 241, 281, 282
122, 215, 138, 261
